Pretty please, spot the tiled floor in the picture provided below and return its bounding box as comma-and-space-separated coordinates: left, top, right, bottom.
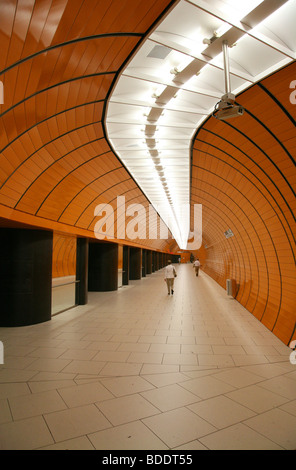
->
0, 264, 295, 450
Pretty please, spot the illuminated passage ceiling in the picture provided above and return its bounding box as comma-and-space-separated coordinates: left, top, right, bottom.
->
106, 0, 296, 249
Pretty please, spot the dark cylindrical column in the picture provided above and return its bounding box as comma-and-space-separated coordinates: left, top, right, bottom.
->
142, 250, 147, 277
129, 247, 142, 280
155, 252, 159, 271
88, 242, 118, 291
146, 250, 152, 274
122, 245, 129, 285
0, 228, 53, 327
152, 252, 155, 272
76, 237, 88, 305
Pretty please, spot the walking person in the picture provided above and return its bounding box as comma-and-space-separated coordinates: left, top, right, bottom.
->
193, 258, 200, 277
164, 260, 177, 295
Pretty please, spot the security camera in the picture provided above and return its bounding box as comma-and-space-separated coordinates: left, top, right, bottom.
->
215, 105, 244, 120
213, 93, 244, 121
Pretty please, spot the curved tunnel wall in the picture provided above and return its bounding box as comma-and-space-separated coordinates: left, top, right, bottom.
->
191, 62, 296, 345
0, 0, 177, 254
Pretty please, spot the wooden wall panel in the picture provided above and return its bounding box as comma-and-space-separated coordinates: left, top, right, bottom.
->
191, 62, 296, 345
52, 232, 77, 278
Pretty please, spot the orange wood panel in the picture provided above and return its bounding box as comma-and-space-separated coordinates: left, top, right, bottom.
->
52, 232, 77, 278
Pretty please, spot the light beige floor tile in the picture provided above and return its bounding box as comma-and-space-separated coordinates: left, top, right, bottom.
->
142, 372, 189, 387
28, 379, 76, 393
143, 407, 216, 448
173, 440, 208, 450
117, 343, 150, 352
138, 335, 167, 344
198, 354, 234, 367
55, 332, 89, 341
180, 375, 235, 399
87, 341, 120, 351
92, 350, 130, 363
4, 345, 38, 356
1, 356, 37, 370
149, 343, 181, 354
0, 369, 37, 383
195, 336, 225, 345
127, 352, 163, 364
141, 384, 200, 411
213, 367, 265, 388
57, 381, 114, 407
280, 400, 296, 416
257, 375, 296, 400
163, 353, 198, 365
88, 421, 169, 450
226, 384, 289, 413
9, 389, 67, 420
40, 436, 95, 450
0, 416, 55, 450
244, 409, 296, 449
0, 382, 31, 399
58, 349, 97, 360
241, 363, 289, 378
199, 423, 283, 450
61, 360, 106, 375
100, 376, 154, 397
28, 371, 76, 381
27, 347, 67, 358
96, 394, 160, 426
181, 344, 213, 355
232, 355, 269, 366
242, 345, 282, 355
44, 404, 111, 442
140, 364, 179, 375
110, 335, 140, 343
26, 357, 72, 373
188, 395, 255, 428
53, 340, 91, 350
99, 362, 142, 377
212, 345, 246, 355
167, 337, 196, 345
0, 399, 12, 424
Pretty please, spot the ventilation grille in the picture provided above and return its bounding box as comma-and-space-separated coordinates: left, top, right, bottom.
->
147, 45, 171, 60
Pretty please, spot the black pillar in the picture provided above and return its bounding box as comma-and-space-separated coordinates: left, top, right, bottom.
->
155, 252, 159, 271
152, 252, 155, 272
146, 250, 152, 274
76, 238, 88, 305
88, 242, 118, 291
0, 228, 53, 327
129, 247, 142, 280
142, 250, 147, 277
122, 245, 129, 285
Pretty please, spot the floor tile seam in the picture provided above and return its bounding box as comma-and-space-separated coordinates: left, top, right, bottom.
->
93, 395, 163, 427
241, 415, 292, 450
184, 399, 258, 431
88, 416, 171, 450
182, 399, 289, 449
40, 405, 114, 448
52, 379, 119, 410
145, 403, 220, 443
199, 422, 286, 450
255, 380, 296, 400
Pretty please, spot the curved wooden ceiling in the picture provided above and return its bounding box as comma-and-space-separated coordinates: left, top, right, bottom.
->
0, 0, 177, 252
